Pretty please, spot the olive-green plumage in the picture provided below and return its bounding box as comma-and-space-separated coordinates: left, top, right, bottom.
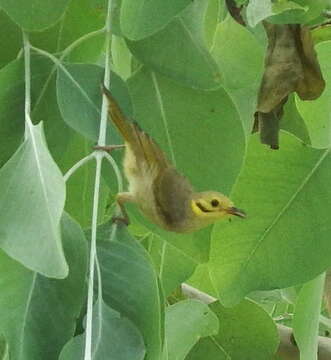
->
102, 86, 245, 232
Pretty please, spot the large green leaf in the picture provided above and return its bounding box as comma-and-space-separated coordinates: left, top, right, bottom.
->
296, 41, 331, 149
293, 273, 325, 360
211, 16, 265, 134
210, 132, 331, 306
121, 0, 191, 40
127, 0, 221, 90
59, 298, 145, 360
0, 213, 87, 360
164, 300, 219, 360
142, 233, 197, 296
187, 300, 279, 360
0, 0, 71, 31
97, 224, 165, 360
0, 122, 68, 278
127, 67, 245, 260
57, 64, 132, 143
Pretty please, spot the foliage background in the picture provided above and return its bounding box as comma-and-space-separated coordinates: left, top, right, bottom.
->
0, 0, 331, 359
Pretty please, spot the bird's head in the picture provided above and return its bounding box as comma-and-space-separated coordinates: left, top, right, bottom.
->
191, 191, 246, 222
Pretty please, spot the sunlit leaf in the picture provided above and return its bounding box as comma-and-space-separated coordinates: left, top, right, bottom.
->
210, 133, 331, 305
164, 300, 219, 360
293, 273, 325, 360
187, 300, 279, 360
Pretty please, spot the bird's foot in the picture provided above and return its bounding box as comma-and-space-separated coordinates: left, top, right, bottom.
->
111, 215, 130, 226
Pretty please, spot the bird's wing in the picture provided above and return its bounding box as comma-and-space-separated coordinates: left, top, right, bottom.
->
102, 85, 169, 171
153, 167, 193, 227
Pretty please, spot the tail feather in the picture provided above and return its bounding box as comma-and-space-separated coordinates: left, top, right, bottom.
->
102, 84, 169, 170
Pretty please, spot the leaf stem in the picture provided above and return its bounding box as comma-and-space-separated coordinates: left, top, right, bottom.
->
22, 32, 33, 137
63, 154, 95, 182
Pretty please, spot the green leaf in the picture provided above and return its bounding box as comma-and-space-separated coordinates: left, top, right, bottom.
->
97, 224, 165, 360
0, 0, 71, 31
0, 122, 68, 278
0, 336, 9, 360
56, 64, 132, 143
211, 16, 265, 133
187, 300, 279, 360
127, 0, 221, 90
0, 213, 87, 360
280, 94, 311, 144
0, 10, 21, 69
268, 0, 325, 25
29, 0, 105, 62
0, 55, 57, 169
59, 298, 145, 360
164, 300, 219, 360
293, 273, 326, 360
210, 133, 331, 305
142, 233, 197, 296
312, 25, 331, 45
0, 59, 25, 168
296, 41, 331, 149
127, 67, 245, 260
246, 0, 307, 27
121, 0, 191, 40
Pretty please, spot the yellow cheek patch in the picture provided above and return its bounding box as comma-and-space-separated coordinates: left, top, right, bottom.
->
191, 200, 212, 217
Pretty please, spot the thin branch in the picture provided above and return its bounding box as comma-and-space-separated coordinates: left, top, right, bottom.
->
102, 152, 123, 193
181, 283, 331, 360
22, 32, 32, 138
63, 154, 95, 182
83, 0, 113, 358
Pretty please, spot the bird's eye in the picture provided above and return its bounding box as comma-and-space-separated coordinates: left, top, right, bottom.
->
211, 199, 219, 207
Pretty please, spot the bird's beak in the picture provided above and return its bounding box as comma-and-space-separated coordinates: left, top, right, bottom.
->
226, 207, 246, 218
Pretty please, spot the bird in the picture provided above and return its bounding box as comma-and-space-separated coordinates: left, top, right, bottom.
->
99, 85, 246, 233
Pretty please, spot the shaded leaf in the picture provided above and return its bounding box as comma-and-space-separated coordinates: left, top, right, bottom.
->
0, 0, 71, 31
121, 0, 191, 40
0, 122, 68, 278
211, 16, 265, 133
97, 224, 165, 360
127, 0, 221, 90
142, 233, 197, 296
0, 10, 21, 69
59, 299, 145, 360
164, 300, 219, 360
0, 213, 87, 360
56, 64, 132, 143
187, 300, 279, 360
293, 273, 326, 360
210, 133, 331, 305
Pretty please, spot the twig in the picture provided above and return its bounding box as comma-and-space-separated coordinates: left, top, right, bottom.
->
63, 154, 95, 182
83, 0, 113, 358
181, 283, 331, 360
